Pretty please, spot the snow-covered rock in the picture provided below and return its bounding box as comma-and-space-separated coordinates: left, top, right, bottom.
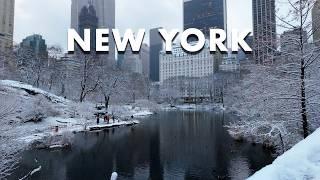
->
248, 128, 320, 180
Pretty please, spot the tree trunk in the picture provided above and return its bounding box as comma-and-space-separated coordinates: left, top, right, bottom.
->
60, 83, 65, 96
104, 95, 110, 111
80, 93, 84, 102
298, 6, 308, 138
80, 86, 85, 102
300, 65, 308, 138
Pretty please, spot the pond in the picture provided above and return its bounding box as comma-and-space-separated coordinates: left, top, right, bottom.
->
9, 111, 274, 180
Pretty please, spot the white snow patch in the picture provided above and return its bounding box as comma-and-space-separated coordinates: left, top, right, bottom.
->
165, 103, 224, 111
110, 172, 118, 180
87, 120, 139, 130
248, 128, 320, 180
133, 110, 153, 117
0, 80, 68, 104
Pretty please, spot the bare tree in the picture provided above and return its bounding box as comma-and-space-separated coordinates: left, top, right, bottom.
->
275, 0, 320, 138
99, 75, 118, 110
16, 47, 48, 88
245, 0, 320, 140
78, 54, 101, 102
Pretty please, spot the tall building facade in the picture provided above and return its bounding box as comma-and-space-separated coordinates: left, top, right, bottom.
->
140, 43, 150, 77
219, 56, 240, 72
159, 41, 218, 101
280, 28, 307, 53
71, 0, 115, 66
184, 0, 227, 36
252, 0, 277, 64
160, 41, 216, 83
78, 4, 98, 53
120, 43, 142, 74
19, 34, 48, 58
0, 0, 15, 53
149, 28, 163, 82
313, 0, 320, 46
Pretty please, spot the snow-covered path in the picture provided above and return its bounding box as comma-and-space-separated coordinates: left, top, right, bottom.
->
248, 128, 320, 180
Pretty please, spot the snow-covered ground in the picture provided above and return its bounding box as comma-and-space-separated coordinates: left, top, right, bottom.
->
0, 80, 154, 178
248, 128, 320, 180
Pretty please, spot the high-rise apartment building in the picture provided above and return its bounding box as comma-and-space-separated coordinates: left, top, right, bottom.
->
71, 0, 115, 31
280, 28, 308, 53
149, 28, 163, 82
78, 4, 98, 53
160, 41, 216, 83
184, 0, 227, 36
159, 40, 220, 102
19, 34, 48, 60
71, 0, 115, 66
0, 0, 15, 53
183, 0, 226, 70
140, 43, 150, 77
252, 0, 277, 64
313, 0, 320, 46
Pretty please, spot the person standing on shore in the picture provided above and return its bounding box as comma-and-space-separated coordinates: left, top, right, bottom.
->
96, 114, 100, 124
112, 113, 115, 123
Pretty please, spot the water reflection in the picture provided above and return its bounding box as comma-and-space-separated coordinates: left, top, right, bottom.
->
10, 111, 273, 180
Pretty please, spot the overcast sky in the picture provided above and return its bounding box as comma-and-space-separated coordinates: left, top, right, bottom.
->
14, 0, 252, 51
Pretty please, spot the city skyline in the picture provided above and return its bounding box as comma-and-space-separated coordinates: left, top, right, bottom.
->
14, 0, 252, 52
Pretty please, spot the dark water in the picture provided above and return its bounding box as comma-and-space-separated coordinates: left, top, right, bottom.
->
9, 111, 274, 180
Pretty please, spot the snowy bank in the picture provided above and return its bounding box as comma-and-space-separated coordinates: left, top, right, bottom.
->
0, 80, 153, 178
248, 128, 320, 180
162, 103, 225, 111
87, 120, 139, 131
0, 80, 68, 104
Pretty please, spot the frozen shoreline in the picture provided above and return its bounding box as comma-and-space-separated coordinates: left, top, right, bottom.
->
223, 107, 292, 152
0, 80, 155, 178
161, 103, 226, 112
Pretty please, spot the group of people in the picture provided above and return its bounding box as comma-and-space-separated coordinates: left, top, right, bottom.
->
96, 112, 115, 125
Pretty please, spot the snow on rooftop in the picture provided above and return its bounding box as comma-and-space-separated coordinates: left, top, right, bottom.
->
248, 128, 320, 180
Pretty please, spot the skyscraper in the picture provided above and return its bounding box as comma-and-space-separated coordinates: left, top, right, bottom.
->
312, 0, 320, 46
252, 0, 276, 64
0, 0, 15, 53
71, 0, 115, 31
78, 4, 98, 53
184, 0, 227, 37
280, 28, 307, 53
122, 50, 142, 74
149, 28, 163, 82
140, 43, 150, 78
19, 34, 48, 59
71, 0, 115, 66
